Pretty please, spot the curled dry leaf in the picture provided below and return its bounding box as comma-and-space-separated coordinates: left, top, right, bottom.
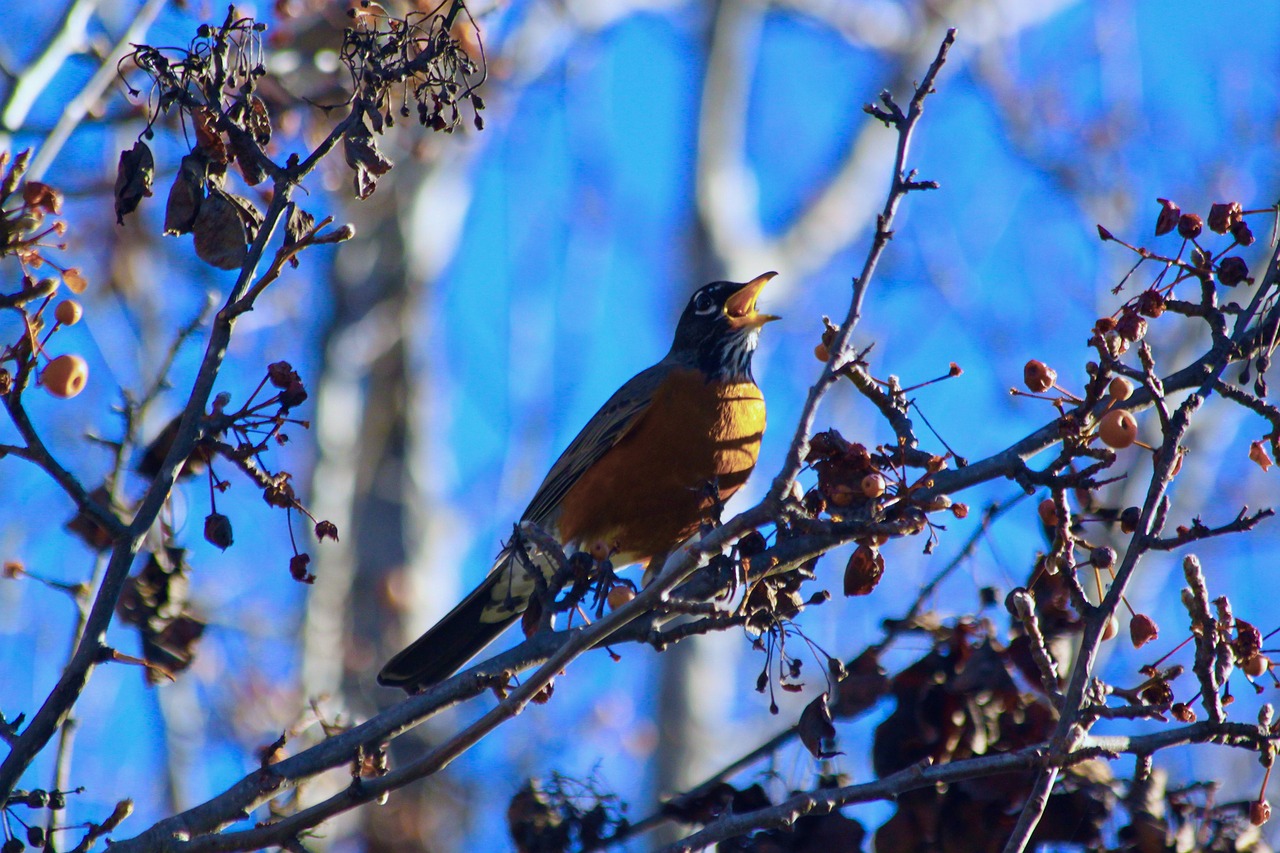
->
230, 134, 267, 186
165, 153, 210, 236
62, 267, 87, 293
798, 692, 840, 759
233, 94, 271, 145
226, 94, 272, 183
114, 140, 154, 224
283, 204, 316, 267
1249, 440, 1273, 472
116, 548, 207, 682
193, 189, 248, 270
344, 125, 393, 200
193, 107, 228, 164
221, 191, 263, 240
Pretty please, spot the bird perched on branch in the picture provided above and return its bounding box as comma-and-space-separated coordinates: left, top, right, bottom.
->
378, 272, 779, 691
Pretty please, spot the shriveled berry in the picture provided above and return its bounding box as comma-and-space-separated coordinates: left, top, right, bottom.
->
1207, 201, 1242, 234
267, 361, 296, 388
54, 299, 82, 325
1109, 376, 1133, 402
1140, 680, 1174, 710
1094, 316, 1117, 335
1171, 702, 1196, 723
1129, 613, 1159, 648
1038, 498, 1059, 528
1154, 198, 1180, 236
1099, 409, 1138, 449
861, 472, 886, 499
1177, 212, 1203, 239
1116, 311, 1148, 342
951, 502, 969, 519
1120, 506, 1141, 533
1251, 800, 1271, 827
843, 544, 884, 597
1024, 359, 1056, 393
1232, 220, 1255, 247
1136, 290, 1165, 318
1090, 546, 1116, 569
42, 354, 88, 398
204, 512, 233, 550
1217, 256, 1249, 287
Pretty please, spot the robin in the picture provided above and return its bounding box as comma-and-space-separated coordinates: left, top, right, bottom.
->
378, 272, 779, 691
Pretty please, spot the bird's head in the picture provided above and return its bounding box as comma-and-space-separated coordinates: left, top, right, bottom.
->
670, 271, 779, 380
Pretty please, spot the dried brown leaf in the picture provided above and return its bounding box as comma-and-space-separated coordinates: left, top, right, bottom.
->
344, 126, 393, 200
164, 154, 208, 236
114, 141, 154, 224
192, 190, 247, 270
798, 692, 840, 759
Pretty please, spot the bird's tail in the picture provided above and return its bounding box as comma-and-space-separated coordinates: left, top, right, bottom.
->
376, 570, 518, 691
377, 544, 552, 692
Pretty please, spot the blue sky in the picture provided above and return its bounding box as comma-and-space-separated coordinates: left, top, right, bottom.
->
4, 0, 1280, 848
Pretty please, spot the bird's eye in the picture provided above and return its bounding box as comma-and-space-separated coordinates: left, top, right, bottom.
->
693, 291, 716, 315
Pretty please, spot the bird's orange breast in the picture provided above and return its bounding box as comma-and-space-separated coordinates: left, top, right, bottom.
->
554, 369, 765, 566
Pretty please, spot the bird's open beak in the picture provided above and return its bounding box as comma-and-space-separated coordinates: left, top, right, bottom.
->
724, 271, 780, 329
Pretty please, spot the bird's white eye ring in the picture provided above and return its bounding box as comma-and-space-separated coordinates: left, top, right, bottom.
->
693, 291, 716, 314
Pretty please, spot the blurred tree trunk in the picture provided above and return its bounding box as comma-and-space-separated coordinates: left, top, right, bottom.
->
302, 161, 471, 851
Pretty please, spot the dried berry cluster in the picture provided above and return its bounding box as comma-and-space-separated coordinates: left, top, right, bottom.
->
342, 1, 485, 123
800, 428, 963, 597
340, 1, 486, 198
190, 361, 338, 582
1, 786, 94, 853
115, 4, 485, 261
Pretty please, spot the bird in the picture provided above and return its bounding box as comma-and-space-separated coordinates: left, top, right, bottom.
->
378, 272, 779, 691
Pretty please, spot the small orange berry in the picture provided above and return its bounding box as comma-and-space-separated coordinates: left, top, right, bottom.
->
814, 343, 830, 362
1108, 376, 1133, 402
607, 585, 635, 610
1098, 409, 1138, 449
54, 299, 82, 326
1250, 800, 1271, 827
42, 354, 88, 398
861, 472, 886, 499
1101, 614, 1119, 641
1244, 655, 1272, 678
1038, 498, 1059, 528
